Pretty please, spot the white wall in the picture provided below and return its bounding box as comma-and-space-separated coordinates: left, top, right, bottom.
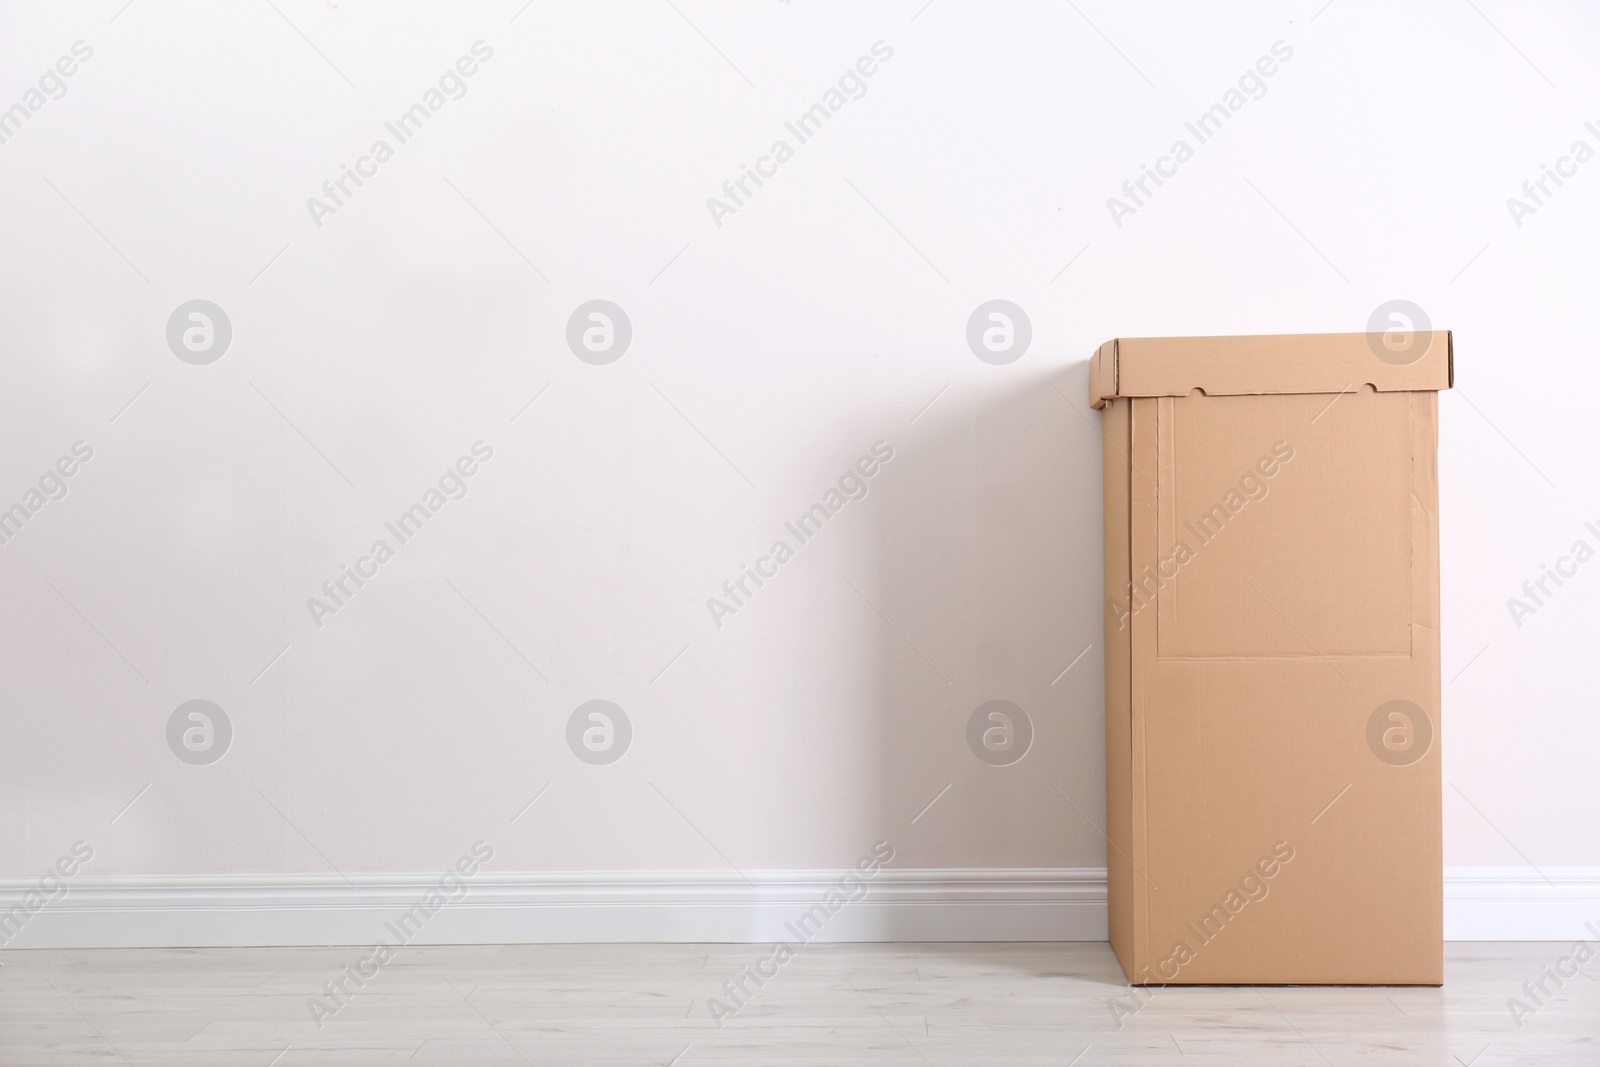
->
2, 0, 1598, 938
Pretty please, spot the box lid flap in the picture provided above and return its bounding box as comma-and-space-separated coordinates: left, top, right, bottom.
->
1088, 332, 1452, 409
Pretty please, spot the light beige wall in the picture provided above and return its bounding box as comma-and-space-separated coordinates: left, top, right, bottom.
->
0, 0, 1593, 882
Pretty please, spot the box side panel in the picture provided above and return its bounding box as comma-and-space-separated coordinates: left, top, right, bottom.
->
1126, 398, 1162, 979
1101, 398, 1135, 979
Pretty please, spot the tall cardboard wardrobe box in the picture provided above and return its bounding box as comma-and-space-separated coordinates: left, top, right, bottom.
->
1093, 331, 1452, 985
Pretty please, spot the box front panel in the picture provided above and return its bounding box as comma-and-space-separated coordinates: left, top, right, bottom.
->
1129, 390, 1441, 985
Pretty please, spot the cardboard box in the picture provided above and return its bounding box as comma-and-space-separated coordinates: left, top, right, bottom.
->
1092, 331, 1452, 985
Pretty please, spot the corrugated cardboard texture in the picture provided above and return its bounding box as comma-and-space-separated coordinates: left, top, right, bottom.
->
1089, 331, 1452, 409
1097, 333, 1447, 986
1101, 397, 1136, 979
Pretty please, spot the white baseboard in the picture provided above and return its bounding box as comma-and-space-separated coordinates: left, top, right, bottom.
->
1, 867, 1595, 949
1443, 868, 1600, 941
0, 869, 1106, 949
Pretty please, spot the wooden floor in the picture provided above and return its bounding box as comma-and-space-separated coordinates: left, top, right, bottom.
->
1, 942, 1595, 1064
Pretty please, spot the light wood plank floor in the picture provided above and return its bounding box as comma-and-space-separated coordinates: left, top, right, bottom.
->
1, 942, 1595, 1065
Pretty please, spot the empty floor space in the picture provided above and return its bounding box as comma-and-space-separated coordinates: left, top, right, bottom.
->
3, 942, 1595, 1065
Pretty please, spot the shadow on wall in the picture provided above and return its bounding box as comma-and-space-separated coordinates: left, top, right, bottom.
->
866, 359, 1106, 903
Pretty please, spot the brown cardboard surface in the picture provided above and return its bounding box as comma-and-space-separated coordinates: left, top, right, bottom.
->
1089, 331, 1452, 409
1100, 396, 1136, 978
1096, 332, 1447, 986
